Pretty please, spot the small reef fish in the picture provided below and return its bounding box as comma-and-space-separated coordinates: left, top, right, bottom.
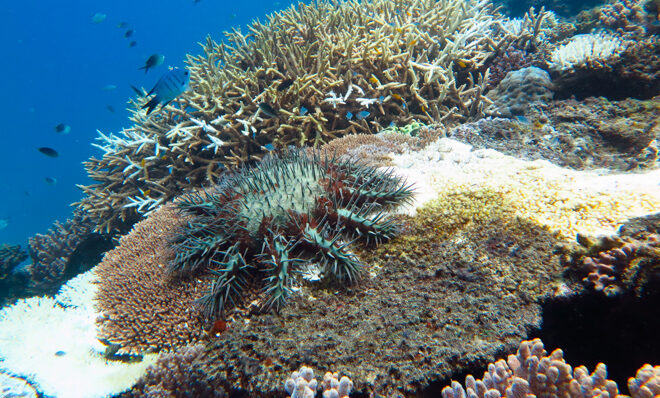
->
142, 68, 190, 115
54, 123, 71, 135
90, 13, 106, 24
0, 218, 8, 230
44, 177, 57, 185
258, 102, 279, 118
356, 110, 370, 120
346, 111, 353, 120
106, 105, 115, 113
124, 30, 134, 38
139, 54, 165, 74
54, 351, 66, 357
128, 41, 137, 47
277, 78, 294, 91
299, 106, 308, 116
102, 84, 117, 91
117, 22, 129, 29
37, 147, 59, 158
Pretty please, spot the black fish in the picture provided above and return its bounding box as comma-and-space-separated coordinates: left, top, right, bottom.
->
258, 102, 278, 118
129, 41, 137, 47
106, 105, 115, 113
124, 30, 134, 38
38, 147, 59, 158
54, 123, 71, 134
277, 78, 294, 91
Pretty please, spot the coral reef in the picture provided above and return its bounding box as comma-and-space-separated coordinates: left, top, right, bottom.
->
628, 364, 660, 398
440, 338, 622, 398
182, 188, 565, 396
0, 244, 28, 306
285, 366, 317, 398
547, 0, 660, 100
0, 244, 27, 279
170, 149, 413, 317
0, 372, 38, 398
448, 96, 660, 172
119, 343, 223, 398
76, 0, 549, 233
26, 209, 115, 295
485, 47, 533, 90
559, 233, 660, 296
284, 366, 354, 398
0, 271, 157, 398
486, 66, 554, 117
319, 131, 425, 166
95, 203, 216, 355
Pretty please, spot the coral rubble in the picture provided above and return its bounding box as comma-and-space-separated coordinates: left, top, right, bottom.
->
76, 0, 548, 233
170, 149, 413, 318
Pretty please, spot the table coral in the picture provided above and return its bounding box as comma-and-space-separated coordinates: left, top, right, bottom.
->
94, 204, 216, 355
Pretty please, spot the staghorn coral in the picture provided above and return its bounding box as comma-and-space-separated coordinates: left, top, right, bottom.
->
170, 149, 413, 318
95, 203, 216, 355
441, 338, 624, 398
26, 209, 114, 295
76, 0, 549, 234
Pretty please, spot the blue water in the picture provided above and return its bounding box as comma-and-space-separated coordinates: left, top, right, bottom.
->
0, 0, 293, 247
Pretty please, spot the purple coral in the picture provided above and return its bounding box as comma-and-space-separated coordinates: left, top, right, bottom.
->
581, 234, 659, 295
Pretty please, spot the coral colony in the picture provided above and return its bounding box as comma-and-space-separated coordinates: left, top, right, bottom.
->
169, 150, 413, 317
76, 0, 547, 233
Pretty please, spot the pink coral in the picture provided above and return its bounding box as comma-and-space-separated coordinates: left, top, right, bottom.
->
441, 338, 620, 398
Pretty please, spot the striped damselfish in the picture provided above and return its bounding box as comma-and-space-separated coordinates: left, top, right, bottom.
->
142, 68, 190, 115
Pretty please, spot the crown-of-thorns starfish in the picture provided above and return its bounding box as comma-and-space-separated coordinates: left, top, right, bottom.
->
170, 149, 414, 318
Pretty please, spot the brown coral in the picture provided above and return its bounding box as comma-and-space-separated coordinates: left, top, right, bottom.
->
94, 203, 216, 355
184, 190, 564, 396
119, 343, 223, 398
75, 0, 548, 233
441, 338, 621, 398
580, 234, 660, 296
26, 209, 114, 295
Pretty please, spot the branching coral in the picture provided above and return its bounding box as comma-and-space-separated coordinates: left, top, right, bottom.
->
578, 234, 660, 296
26, 209, 114, 295
75, 0, 548, 233
441, 338, 622, 398
170, 149, 413, 318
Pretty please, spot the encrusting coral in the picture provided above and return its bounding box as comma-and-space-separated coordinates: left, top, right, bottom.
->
75, 0, 549, 233
441, 338, 659, 398
170, 149, 413, 317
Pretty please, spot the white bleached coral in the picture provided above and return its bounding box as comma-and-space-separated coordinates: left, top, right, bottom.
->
388, 138, 660, 239
0, 270, 157, 398
549, 32, 627, 71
